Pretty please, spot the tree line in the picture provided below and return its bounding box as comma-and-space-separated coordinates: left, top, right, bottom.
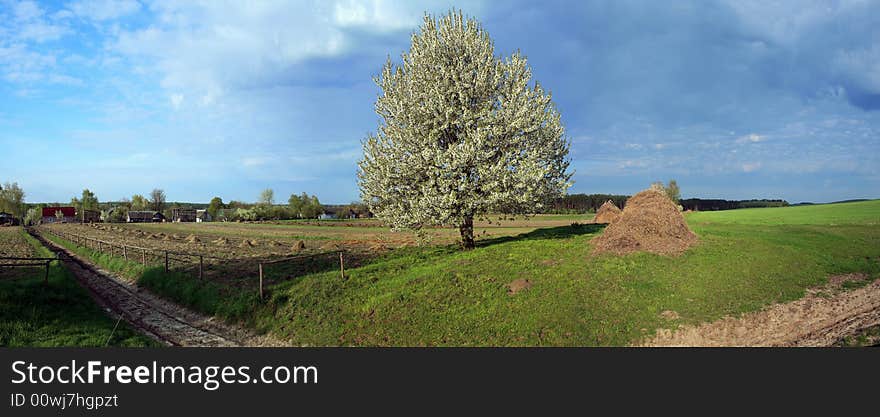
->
679, 199, 788, 211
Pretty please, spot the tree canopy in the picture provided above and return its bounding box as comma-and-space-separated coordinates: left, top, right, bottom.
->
358, 10, 571, 248
0, 182, 25, 217
258, 189, 275, 206
150, 189, 166, 212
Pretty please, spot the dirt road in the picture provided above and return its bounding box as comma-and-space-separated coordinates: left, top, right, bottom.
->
32, 230, 281, 347
644, 273, 880, 347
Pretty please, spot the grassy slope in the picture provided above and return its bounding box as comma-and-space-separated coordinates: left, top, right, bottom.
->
0, 228, 157, 347
45, 202, 880, 346
687, 199, 879, 226
254, 200, 879, 346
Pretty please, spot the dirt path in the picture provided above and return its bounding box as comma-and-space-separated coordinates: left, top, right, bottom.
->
32, 230, 284, 347
643, 274, 880, 347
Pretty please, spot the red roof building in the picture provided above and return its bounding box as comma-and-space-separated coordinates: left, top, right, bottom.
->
41, 206, 77, 223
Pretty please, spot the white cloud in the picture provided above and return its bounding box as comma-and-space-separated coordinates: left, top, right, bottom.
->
242, 156, 268, 167
169, 93, 183, 109
741, 162, 761, 173
109, 1, 466, 103
66, 0, 141, 21
833, 44, 880, 93
333, 0, 423, 31
12, 1, 44, 22
736, 133, 764, 143
16, 21, 70, 42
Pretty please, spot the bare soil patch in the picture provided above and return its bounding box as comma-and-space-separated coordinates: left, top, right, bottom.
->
507, 278, 532, 295
643, 274, 880, 347
592, 189, 697, 256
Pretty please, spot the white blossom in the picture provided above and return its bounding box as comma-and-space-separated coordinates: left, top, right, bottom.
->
358, 10, 572, 248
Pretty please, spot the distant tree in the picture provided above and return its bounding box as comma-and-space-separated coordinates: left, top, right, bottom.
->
258, 189, 274, 206
131, 194, 148, 211
233, 207, 257, 221
665, 180, 680, 204
119, 197, 132, 210
109, 207, 128, 223
0, 182, 25, 217
24, 207, 40, 225
288, 192, 322, 219
207, 197, 224, 219
81, 189, 99, 211
651, 180, 680, 204
150, 189, 166, 212
227, 200, 247, 210
288, 193, 304, 217
357, 10, 571, 248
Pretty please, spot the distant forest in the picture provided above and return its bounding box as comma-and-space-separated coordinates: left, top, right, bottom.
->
549, 194, 630, 213
679, 198, 788, 211
549, 194, 789, 213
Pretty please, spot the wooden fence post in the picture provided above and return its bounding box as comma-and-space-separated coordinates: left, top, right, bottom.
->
164, 251, 169, 273
259, 263, 264, 301
44, 260, 50, 285
339, 251, 345, 278
199, 255, 203, 280
142, 249, 146, 266
123, 245, 127, 260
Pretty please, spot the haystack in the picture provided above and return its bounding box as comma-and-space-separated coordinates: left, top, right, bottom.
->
292, 240, 306, 251
239, 239, 255, 248
591, 188, 697, 256
212, 237, 229, 245
185, 234, 200, 243
593, 200, 622, 224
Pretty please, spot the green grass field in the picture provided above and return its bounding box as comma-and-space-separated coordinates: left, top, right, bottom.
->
248, 200, 878, 346
45, 201, 880, 346
0, 228, 157, 347
687, 200, 879, 226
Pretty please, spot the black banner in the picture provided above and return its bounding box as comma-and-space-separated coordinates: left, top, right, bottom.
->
1, 348, 876, 415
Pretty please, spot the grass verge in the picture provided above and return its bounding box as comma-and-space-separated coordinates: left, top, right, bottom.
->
0, 229, 157, 347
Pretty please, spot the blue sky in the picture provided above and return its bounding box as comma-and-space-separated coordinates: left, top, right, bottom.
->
1, 0, 878, 204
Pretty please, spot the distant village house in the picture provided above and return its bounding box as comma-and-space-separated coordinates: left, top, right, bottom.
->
0, 211, 17, 226
41, 207, 77, 224
171, 208, 197, 222
81, 209, 101, 223
127, 211, 165, 223
196, 209, 212, 222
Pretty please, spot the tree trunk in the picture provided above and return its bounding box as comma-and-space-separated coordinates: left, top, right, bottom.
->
459, 215, 475, 249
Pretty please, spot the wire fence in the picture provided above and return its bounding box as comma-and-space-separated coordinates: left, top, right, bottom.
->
38, 227, 346, 300
0, 255, 59, 285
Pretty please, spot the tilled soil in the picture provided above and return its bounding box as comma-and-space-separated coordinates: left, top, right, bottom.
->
643, 274, 880, 347
33, 230, 285, 347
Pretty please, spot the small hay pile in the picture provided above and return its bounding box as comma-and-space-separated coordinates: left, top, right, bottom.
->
239, 239, 255, 248
212, 237, 229, 245
185, 234, 200, 244
593, 200, 622, 224
292, 240, 306, 251
591, 188, 697, 256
